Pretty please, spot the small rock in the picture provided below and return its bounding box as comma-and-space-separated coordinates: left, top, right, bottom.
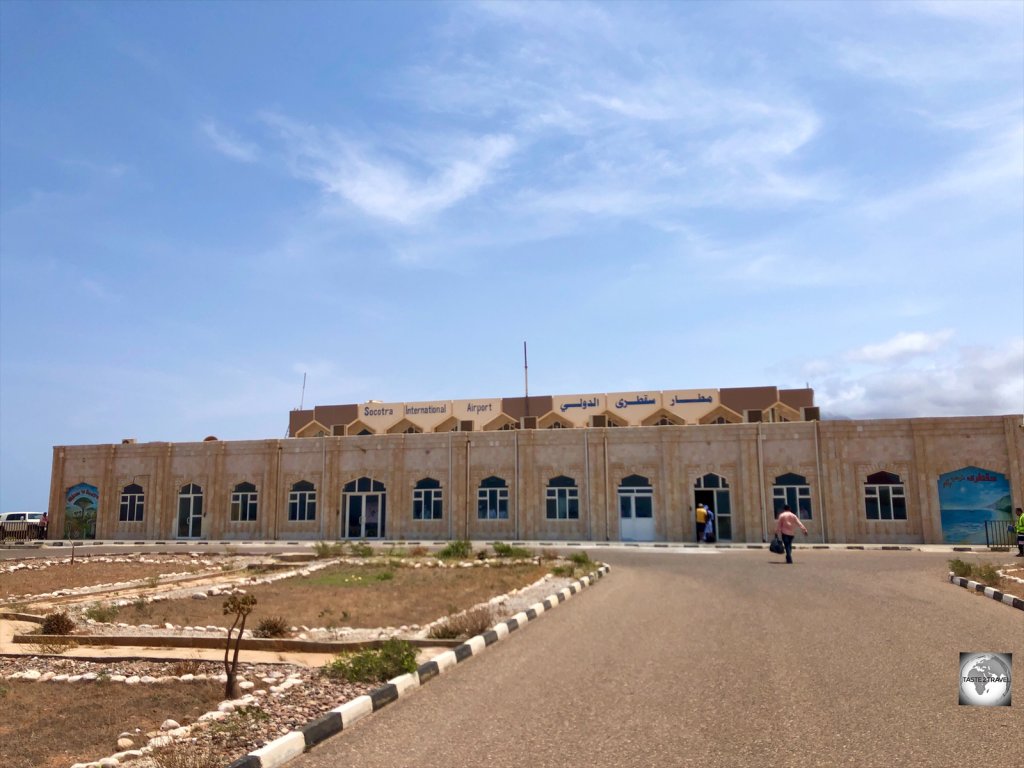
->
116, 737, 134, 750
160, 719, 179, 731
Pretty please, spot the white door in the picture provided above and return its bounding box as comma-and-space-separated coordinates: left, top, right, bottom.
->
619, 487, 655, 541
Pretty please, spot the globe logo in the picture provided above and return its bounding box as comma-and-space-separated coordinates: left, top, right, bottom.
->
959, 653, 1012, 706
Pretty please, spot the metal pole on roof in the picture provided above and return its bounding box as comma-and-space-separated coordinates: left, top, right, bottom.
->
523, 342, 529, 418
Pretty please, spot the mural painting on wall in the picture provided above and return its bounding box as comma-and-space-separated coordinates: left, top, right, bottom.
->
65, 483, 99, 539
937, 467, 1011, 544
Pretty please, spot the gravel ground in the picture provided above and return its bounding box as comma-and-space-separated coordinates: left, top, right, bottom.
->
1, 570, 581, 767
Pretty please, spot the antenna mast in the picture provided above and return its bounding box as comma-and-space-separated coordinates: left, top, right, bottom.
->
523, 342, 529, 418
299, 372, 307, 410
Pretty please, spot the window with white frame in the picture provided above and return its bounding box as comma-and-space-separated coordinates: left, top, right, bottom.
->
864, 471, 907, 521
477, 476, 509, 519
772, 473, 813, 520
119, 483, 145, 522
230, 482, 258, 522
413, 477, 443, 520
545, 475, 579, 519
288, 480, 317, 522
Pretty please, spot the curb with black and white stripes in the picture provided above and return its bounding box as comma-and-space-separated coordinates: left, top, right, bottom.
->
225, 565, 610, 768
948, 572, 1024, 611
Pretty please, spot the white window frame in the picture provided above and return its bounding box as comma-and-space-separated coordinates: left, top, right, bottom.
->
413, 480, 443, 520
231, 483, 259, 523
545, 483, 579, 520
864, 475, 907, 521
288, 482, 317, 522
477, 482, 509, 519
119, 484, 145, 523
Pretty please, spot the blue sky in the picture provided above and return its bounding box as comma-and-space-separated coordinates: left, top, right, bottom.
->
1, 0, 1022, 511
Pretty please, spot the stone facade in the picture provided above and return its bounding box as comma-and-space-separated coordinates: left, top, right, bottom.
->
49, 415, 1023, 545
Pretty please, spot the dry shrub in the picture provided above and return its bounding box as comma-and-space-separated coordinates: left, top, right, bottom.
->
150, 739, 220, 768
252, 616, 290, 638
41, 611, 75, 635
428, 605, 495, 639
409, 546, 428, 557
168, 659, 205, 676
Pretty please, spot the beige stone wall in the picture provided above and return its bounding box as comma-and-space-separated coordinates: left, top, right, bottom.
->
50, 415, 1023, 545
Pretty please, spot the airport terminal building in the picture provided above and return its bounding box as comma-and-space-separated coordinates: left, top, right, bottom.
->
48, 386, 1023, 546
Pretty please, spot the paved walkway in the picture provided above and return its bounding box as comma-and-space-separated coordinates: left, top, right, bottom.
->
289, 548, 1021, 768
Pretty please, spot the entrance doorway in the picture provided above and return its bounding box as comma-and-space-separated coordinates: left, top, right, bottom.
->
177, 483, 204, 539
343, 477, 387, 538
694, 473, 732, 541
618, 474, 655, 541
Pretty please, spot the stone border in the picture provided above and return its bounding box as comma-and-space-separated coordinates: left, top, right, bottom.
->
948, 573, 1024, 610
224, 565, 611, 768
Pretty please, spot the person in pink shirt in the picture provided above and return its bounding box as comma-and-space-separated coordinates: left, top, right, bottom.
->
774, 504, 808, 564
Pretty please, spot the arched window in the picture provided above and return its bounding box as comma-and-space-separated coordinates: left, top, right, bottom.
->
231, 481, 258, 522
343, 477, 386, 493
772, 473, 812, 519
413, 477, 443, 520
119, 483, 145, 523
545, 475, 579, 519
864, 471, 907, 521
477, 476, 509, 519
288, 480, 317, 522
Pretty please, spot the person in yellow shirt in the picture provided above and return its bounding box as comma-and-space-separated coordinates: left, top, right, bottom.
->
696, 503, 708, 542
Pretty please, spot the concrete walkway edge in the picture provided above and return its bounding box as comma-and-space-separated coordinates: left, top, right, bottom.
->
948, 573, 1024, 610
225, 565, 611, 768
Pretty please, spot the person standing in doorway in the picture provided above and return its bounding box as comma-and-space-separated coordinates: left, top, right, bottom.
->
1015, 507, 1024, 557
695, 504, 708, 542
704, 506, 715, 542
774, 504, 808, 564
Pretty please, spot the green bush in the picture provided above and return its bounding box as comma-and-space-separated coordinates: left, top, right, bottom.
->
348, 540, 375, 558
975, 564, 1002, 586
42, 611, 75, 635
252, 616, 291, 638
569, 551, 595, 568
83, 603, 120, 623
314, 541, 345, 559
948, 559, 974, 578
436, 540, 472, 560
492, 542, 533, 559
375, 570, 395, 582
321, 639, 418, 683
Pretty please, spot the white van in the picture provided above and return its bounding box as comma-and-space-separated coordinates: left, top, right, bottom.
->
0, 511, 46, 539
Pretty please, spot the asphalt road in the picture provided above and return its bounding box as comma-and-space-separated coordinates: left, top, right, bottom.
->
290, 549, 1021, 768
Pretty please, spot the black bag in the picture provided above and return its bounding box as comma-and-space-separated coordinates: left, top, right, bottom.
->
769, 535, 785, 554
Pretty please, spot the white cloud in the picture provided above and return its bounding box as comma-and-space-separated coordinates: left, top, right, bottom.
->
202, 120, 259, 163
848, 330, 955, 363
264, 114, 517, 225
812, 337, 1023, 418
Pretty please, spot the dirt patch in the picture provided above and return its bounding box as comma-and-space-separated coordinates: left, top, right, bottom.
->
106, 562, 551, 630
0, 674, 224, 768
1, 557, 208, 601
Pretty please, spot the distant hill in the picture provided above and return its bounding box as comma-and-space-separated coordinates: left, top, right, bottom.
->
987, 495, 1012, 515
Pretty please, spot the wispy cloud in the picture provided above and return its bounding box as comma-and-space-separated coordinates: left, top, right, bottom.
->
263, 114, 516, 225
848, 330, 955, 363
202, 119, 259, 163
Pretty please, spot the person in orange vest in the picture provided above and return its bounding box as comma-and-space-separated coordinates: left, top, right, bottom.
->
1014, 507, 1024, 557
774, 504, 808, 564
